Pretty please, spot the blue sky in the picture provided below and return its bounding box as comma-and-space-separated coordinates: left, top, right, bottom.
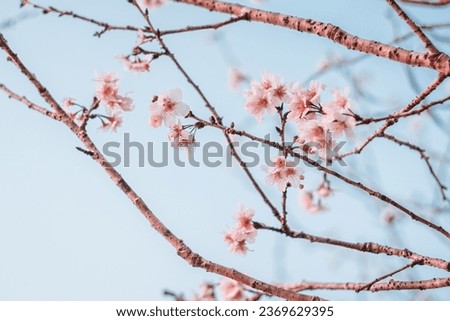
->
0, 0, 449, 300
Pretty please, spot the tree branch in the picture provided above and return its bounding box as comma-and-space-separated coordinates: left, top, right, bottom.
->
173, 0, 450, 75
254, 222, 450, 271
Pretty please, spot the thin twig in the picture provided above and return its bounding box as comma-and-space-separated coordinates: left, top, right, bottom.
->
381, 133, 448, 200
356, 261, 419, 292
0, 83, 60, 121
400, 0, 450, 5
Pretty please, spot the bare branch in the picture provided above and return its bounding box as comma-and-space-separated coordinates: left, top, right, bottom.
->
0, 83, 61, 121
400, 0, 450, 6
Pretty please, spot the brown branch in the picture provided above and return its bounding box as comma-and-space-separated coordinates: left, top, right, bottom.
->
26, 1, 140, 37
286, 276, 450, 292
173, 0, 450, 75
400, 0, 450, 5
0, 83, 61, 121
386, 0, 439, 54
159, 15, 248, 36
381, 133, 448, 200
254, 222, 450, 271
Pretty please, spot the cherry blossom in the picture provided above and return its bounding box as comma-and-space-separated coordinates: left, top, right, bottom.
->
287, 81, 324, 122
322, 107, 356, 138
149, 88, 190, 127
264, 156, 304, 191
117, 55, 152, 73
218, 279, 245, 301
148, 114, 163, 128
100, 113, 123, 132
223, 205, 257, 255
244, 72, 288, 122
297, 119, 335, 159
95, 72, 134, 112
330, 88, 351, 109
167, 120, 193, 147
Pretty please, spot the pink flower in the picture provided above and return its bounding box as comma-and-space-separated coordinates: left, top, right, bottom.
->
297, 119, 335, 159
149, 88, 190, 127
322, 107, 356, 138
148, 114, 163, 128
168, 120, 192, 147
244, 72, 288, 122
95, 72, 134, 112
118, 55, 152, 73
219, 279, 245, 301
263, 156, 304, 191
244, 86, 271, 122
260, 72, 289, 108
139, 0, 165, 9
223, 231, 249, 255
331, 88, 351, 109
287, 81, 324, 122
224, 205, 257, 255
100, 113, 123, 132
234, 206, 256, 234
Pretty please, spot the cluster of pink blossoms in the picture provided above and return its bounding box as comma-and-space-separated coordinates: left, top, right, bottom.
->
95, 72, 133, 131
263, 156, 304, 191
148, 88, 193, 147
245, 72, 356, 159
62, 72, 133, 132
223, 206, 257, 255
